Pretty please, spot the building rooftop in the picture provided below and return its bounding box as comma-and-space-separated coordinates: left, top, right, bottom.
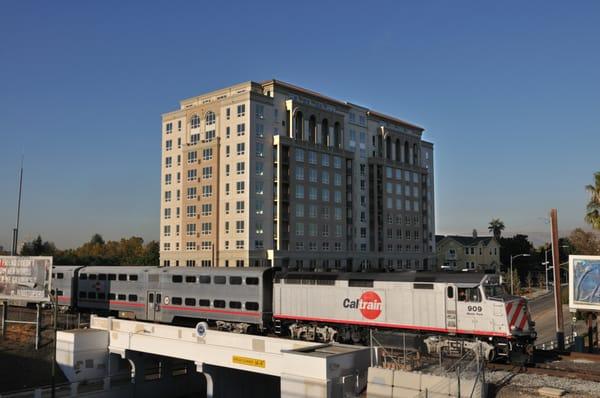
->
435, 235, 496, 247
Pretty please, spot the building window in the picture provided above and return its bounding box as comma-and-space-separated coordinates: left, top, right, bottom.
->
295, 204, 304, 217
163, 225, 171, 237
201, 204, 212, 216
256, 143, 264, 157
256, 222, 264, 234
295, 149, 304, 162
308, 151, 317, 165
255, 200, 264, 214
165, 157, 172, 168
256, 124, 264, 138
309, 187, 318, 201
296, 167, 304, 181
190, 133, 200, 145
235, 240, 244, 249
333, 156, 342, 169
322, 224, 329, 237
255, 104, 264, 119
256, 162, 264, 176
206, 111, 215, 125
295, 242, 304, 251
165, 122, 173, 134
296, 223, 304, 236
201, 222, 212, 235
164, 208, 171, 219
236, 162, 245, 175
320, 188, 328, 202
236, 181, 245, 194
164, 191, 171, 202
202, 185, 212, 197
163, 242, 170, 251
255, 181, 264, 194
186, 223, 196, 236
321, 171, 329, 184
203, 148, 213, 160
237, 123, 245, 135
187, 187, 197, 200
255, 240, 264, 249
187, 205, 196, 217
188, 151, 197, 164
165, 140, 172, 151
236, 201, 245, 213
202, 166, 213, 179
295, 186, 304, 199
237, 104, 245, 117
190, 114, 200, 129
322, 154, 330, 167
236, 143, 245, 156
187, 169, 197, 181
186, 242, 196, 251
226, 126, 231, 138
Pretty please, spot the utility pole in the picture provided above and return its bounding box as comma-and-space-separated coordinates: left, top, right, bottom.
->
11, 156, 24, 255
550, 208, 565, 351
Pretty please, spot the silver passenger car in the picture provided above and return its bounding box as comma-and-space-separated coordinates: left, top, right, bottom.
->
52, 265, 84, 308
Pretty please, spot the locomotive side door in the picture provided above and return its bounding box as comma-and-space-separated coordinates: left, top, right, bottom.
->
146, 291, 161, 322
445, 285, 458, 334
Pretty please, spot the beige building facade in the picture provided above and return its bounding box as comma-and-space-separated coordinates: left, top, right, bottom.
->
435, 235, 501, 272
160, 80, 435, 271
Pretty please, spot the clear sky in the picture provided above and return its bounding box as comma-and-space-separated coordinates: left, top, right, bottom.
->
1, 1, 599, 250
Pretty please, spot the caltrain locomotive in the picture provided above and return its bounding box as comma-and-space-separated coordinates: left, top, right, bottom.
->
51, 265, 536, 361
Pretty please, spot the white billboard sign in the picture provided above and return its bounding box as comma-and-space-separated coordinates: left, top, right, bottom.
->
0, 256, 52, 302
569, 255, 600, 313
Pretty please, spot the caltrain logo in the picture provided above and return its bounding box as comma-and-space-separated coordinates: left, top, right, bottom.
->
343, 291, 383, 320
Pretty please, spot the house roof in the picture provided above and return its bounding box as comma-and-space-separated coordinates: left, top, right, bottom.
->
436, 235, 496, 247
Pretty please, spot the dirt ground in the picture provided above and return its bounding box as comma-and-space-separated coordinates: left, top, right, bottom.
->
0, 307, 70, 393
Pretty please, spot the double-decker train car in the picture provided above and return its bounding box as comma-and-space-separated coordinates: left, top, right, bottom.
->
51, 265, 84, 308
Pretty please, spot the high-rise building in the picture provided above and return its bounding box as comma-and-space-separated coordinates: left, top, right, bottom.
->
160, 80, 435, 271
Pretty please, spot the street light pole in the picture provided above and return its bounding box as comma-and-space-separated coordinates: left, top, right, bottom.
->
510, 253, 531, 295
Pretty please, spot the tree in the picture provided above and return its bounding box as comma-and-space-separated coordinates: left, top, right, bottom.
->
488, 219, 505, 240
20, 235, 56, 256
511, 268, 522, 295
90, 233, 105, 245
585, 171, 600, 230
568, 228, 600, 255
499, 234, 534, 269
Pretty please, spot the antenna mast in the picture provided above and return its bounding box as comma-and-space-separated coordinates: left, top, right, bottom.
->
11, 156, 24, 255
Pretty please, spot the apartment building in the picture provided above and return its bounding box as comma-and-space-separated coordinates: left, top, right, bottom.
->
435, 234, 501, 272
160, 80, 435, 271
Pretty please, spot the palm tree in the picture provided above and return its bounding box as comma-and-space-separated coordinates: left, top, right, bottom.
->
585, 171, 600, 230
488, 219, 505, 240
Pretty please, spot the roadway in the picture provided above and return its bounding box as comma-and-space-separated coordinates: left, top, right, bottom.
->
528, 289, 584, 346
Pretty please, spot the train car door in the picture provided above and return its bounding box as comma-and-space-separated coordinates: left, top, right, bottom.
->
146, 291, 161, 322
445, 285, 457, 333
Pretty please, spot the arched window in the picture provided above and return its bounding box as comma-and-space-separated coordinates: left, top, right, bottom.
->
294, 111, 303, 140
205, 111, 215, 126
413, 143, 419, 165
385, 136, 392, 159
309, 115, 317, 143
404, 142, 410, 164
321, 119, 329, 146
334, 122, 341, 148
395, 139, 401, 161
190, 114, 200, 129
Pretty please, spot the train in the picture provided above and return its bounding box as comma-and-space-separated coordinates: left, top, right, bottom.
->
51, 265, 536, 361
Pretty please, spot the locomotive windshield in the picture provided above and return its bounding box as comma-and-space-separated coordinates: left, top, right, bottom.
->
483, 284, 508, 300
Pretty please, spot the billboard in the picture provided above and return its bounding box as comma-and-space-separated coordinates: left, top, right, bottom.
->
0, 256, 52, 302
569, 255, 600, 312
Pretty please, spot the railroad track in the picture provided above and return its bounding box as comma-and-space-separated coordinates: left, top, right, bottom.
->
487, 361, 600, 383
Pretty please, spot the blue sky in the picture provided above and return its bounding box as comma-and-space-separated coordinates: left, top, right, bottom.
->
1, 1, 599, 249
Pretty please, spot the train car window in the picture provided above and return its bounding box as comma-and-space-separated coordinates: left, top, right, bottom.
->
213, 300, 226, 308
88, 292, 97, 299
317, 280, 335, 286
157, 294, 161, 303
172, 275, 183, 283
109, 293, 116, 300
229, 276, 242, 285
80, 274, 88, 280
172, 297, 182, 305
185, 298, 196, 306
129, 275, 138, 281
199, 276, 211, 284
149, 293, 154, 303
245, 302, 259, 311
414, 283, 434, 290
89, 274, 97, 280
99, 274, 107, 281
199, 299, 210, 307
57, 290, 63, 296
284, 278, 301, 284
108, 274, 116, 281
301, 279, 316, 285
457, 288, 481, 302
128, 294, 138, 302
185, 276, 196, 283
447, 286, 454, 298
214, 276, 226, 285
118, 294, 126, 300
79, 291, 86, 298
349, 279, 373, 288
118, 274, 127, 281
57, 273, 64, 279
246, 277, 259, 285
229, 301, 242, 309
98, 293, 106, 300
